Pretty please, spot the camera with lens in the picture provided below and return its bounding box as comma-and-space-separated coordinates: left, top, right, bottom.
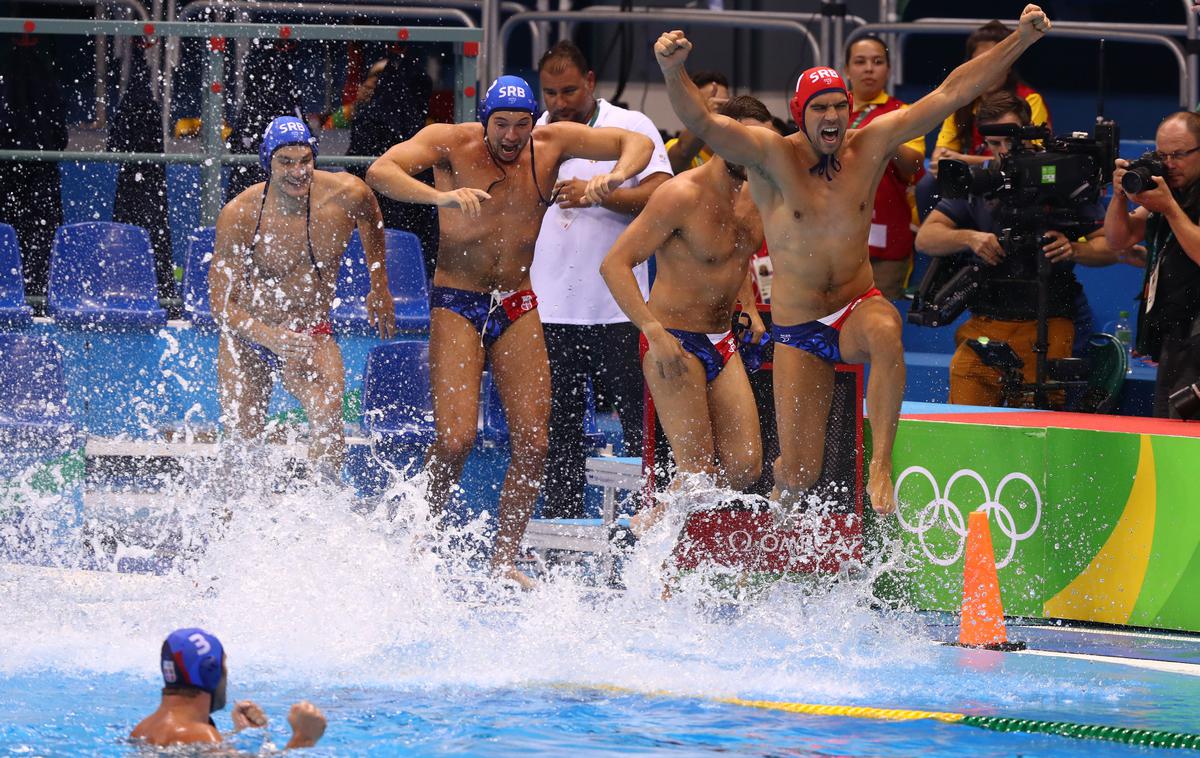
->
1120, 151, 1167, 195
909, 121, 1118, 327
1169, 382, 1200, 420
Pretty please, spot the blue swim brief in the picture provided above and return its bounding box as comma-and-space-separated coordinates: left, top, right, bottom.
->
641, 329, 740, 383
771, 286, 881, 364
430, 285, 538, 349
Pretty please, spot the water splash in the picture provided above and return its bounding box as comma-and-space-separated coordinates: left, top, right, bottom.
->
0, 455, 1107, 716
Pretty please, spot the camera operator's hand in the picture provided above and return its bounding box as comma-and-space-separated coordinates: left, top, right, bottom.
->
1112, 158, 1130, 199
967, 230, 1005, 265
1130, 177, 1176, 215
1041, 230, 1076, 262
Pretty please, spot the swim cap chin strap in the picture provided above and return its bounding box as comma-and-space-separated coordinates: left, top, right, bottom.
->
257, 115, 322, 281
789, 67, 848, 182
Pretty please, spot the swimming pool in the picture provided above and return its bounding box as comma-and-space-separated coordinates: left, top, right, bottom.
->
2, 481, 1199, 756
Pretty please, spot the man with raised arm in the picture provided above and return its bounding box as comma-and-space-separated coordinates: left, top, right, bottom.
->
654, 5, 1051, 515
211, 116, 395, 479
600, 95, 773, 533
365, 76, 652, 587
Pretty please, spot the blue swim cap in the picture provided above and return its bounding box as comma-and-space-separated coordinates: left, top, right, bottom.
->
259, 116, 318, 172
161, 628, 225, 693
479, 75, 538, 128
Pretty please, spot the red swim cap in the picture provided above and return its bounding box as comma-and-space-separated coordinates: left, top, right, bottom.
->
789, 67, 848, 126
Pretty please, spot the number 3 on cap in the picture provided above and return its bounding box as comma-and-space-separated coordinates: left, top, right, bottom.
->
189, 633, 212, 656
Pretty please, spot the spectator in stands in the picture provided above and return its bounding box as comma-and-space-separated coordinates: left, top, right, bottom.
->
533, 40, 673, 519
324, 58, 388, 130
131, 627, 325, 749
109, 38, 182, 314
914, 91, 1115, 408
347, 53, 440, 280
916, 19, 1051, 219
225, 39, 304, 200
0, 36, 67, 311
844, 35, 926, 299
664, 71, 729, 173
210, 117, 395, 477
364, 75, 652, 587
600, 95, 773, 534
1106, 111, 1200, 418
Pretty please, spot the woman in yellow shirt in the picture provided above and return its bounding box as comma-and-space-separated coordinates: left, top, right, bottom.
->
931, 20, 1050, 170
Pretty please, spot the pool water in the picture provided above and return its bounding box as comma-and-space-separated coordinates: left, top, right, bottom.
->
2, 469, 1199, 755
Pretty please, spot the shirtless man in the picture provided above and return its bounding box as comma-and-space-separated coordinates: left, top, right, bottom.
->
130, 627, 325, 749
654, 5, 1051, 515
210, 116, 395, 476
365, 76, 652, 586
601, 95, 773, 529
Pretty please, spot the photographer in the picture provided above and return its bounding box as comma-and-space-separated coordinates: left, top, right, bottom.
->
1106, 111, 1200, 418
915, 91, 1116, 407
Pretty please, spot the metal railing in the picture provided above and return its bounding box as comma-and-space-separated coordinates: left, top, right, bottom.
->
879, 0, 1199, 104
0, 18, 482, 226
167, 1, 480, 152
910, 17, 1198, 109
495, 8, 822, 87
847, 21, 1192, 109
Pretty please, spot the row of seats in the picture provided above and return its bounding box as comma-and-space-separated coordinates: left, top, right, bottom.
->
0, 221, 432, 332
361, 340, 604, 447
0, 333, 603, 452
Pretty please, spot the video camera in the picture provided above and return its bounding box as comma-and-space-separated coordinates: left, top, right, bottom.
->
909, 121, 1118, 327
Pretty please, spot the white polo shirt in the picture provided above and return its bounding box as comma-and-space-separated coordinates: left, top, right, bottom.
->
531, 98, 672, 325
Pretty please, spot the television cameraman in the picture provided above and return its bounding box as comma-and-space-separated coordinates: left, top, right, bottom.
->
914, 91, 1117, 407
1106, 111, 1200, 418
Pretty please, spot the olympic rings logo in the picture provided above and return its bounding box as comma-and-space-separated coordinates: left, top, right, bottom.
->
893, 466, 1042, 569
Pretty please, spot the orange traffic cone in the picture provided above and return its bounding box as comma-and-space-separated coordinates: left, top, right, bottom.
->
956, 511, 1025, 651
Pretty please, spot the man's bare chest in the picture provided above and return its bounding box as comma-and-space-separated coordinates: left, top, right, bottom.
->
249, 211, 352, 280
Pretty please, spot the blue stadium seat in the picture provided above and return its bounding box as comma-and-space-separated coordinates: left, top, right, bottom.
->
48, 222, 166, 328
482, 373, 604, 448
182, 227, 217, 328
0, 334, 70, 424
361, 340, 436, 443
0, 223, 33, 328
332, 228, 430, 333
0, 333, 82, 494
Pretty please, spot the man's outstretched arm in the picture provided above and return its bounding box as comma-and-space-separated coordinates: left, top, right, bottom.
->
655, 31, 774, 169
600, 181, 692, 381
599, 183, 681, 332
547, 122, 654, 204
365, 124, 491, 218
868, 5, 1051, 151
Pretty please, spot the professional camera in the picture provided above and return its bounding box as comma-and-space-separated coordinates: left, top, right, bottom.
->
937, 121, 1117, 216
910, 121, 1118, 327
1120, 151, 1167, 195
909, 120, 1120, 409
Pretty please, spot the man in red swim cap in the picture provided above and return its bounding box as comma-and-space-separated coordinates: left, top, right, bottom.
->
654, 5, 1052, 516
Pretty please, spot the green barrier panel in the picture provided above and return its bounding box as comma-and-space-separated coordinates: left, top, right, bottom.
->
886, 417, 1200, 633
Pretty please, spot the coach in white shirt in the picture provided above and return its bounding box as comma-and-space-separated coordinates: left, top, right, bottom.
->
532, 40, 673, 519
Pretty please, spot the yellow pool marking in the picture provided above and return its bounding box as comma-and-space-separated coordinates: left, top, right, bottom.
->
713, 696, 965, 723
580, 683, 963, 723
1044, 434, 1157, 624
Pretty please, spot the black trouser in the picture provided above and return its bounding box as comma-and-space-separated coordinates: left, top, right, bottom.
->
541, 322, 644, 519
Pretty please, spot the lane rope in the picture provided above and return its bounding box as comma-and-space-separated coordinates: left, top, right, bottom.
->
581, 685, 1200, 750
